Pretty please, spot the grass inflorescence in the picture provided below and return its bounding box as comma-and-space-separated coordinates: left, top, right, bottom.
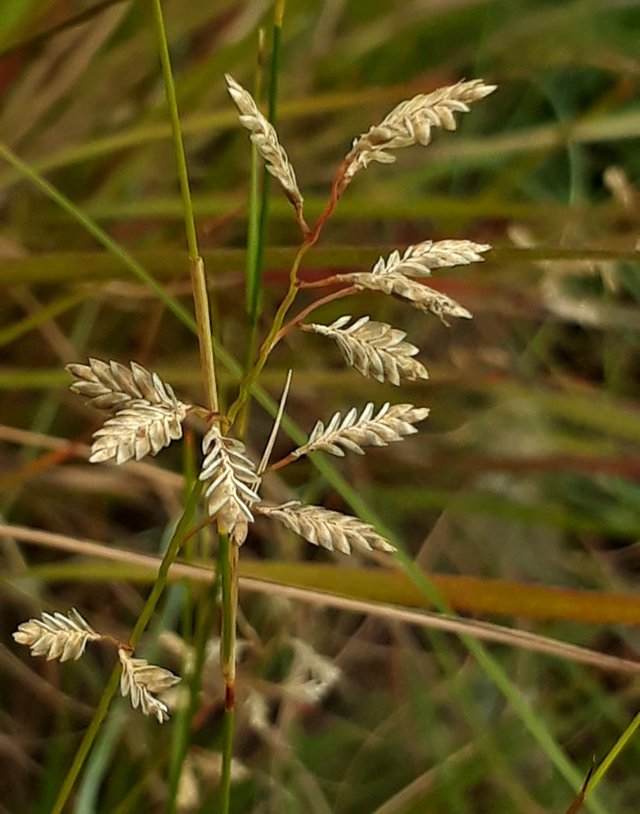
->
3, 2, 640, 813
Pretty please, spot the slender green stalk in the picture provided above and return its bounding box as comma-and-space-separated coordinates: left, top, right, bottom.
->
239, 30, 268, 437
250, 1, 286, 321
585, 711, 640, 799
217, 531, 237, 813
220, 703, 235, 814
245, 28, 267, 327
151, 7, 232, 811
150, 0, 197, 261
228, 241, 309, 425
50, 668, 122, 814
239, 5, 286, 436
151, 0, 218, 413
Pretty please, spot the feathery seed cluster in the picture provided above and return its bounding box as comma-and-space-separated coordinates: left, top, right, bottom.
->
14, 72, 495, 722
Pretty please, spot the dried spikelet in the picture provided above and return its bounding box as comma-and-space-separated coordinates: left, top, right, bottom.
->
292, 402, 430, 458
344, 79, 497, 183
303, 315, 429, 385
67, 358, 187, 414
287, 639, 342, 703
225, 74, 303, 213
345, 272, 472, 325
89, 400, 188, 464
13, 608, 101, 662
257, 501, 395, 555
370, 240, 491, 278
118, 648, 180, 723
199, 425, 261, 544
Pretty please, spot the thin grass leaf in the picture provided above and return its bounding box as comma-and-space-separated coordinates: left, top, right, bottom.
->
118, 648, 180, 723
225, 73, 303, 214
344, 79, 497, 183
344, 272, 472, 325
199, 425, 261, 544
292, 402, 429, 459
258, 369, 293, 474
13, 608, 101, 662
302, 315, 429, 385
257, 501, 395, 556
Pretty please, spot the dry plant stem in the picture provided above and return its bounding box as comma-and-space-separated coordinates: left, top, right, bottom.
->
190, 256, 219, 413
7, 523, 640, 675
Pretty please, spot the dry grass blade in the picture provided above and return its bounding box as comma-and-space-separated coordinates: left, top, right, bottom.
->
199, 425, 261, 544
118, 648, 180, 723
5, 520, 640, 677
292, 402, 430, 458
344, 272, 472, 325
370, 240, 491, 278
13, 608, 101, 662
257, 501, 396, 555
67, 358, 187, 414
303, 315, 429, 385
89, 401, 188, 464
225, 73, 303, 213
343, 79, 497, 182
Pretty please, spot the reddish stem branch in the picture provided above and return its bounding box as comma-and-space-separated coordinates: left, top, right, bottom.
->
272, 285, 358, 346
305, 160, 350, 247
268, 451, 297, 472
298, 274, 344, 290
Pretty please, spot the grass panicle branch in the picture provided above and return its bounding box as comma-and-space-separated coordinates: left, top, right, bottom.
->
369, 240, 492, 277
288, 402, 430, 461
15, 18, 613, 809
302, 315, 430, 385
13, 608, 179, 723
343, 272, 473, 324
118, 648, 180, 724
13, 608, 101, 662
256, 501, 396, 556
225, 73, 307, 234
199, 424, 261, 544
67, 359, 190, 464
89, 402, 189, 464
67, 358, 186, 413
342, 79, 497, 185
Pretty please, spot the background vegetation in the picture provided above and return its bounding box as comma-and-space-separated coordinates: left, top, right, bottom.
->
2, 0, 640, 811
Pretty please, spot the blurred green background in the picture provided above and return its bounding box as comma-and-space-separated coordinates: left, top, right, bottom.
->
2, 1, 640, 812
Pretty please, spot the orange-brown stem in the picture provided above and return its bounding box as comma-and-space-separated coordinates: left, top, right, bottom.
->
272, 285, 357, 345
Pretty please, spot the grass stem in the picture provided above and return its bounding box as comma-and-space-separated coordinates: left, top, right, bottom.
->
218, 531, 237, 812
150, 0, 218, 414
585, 710, 640, 799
